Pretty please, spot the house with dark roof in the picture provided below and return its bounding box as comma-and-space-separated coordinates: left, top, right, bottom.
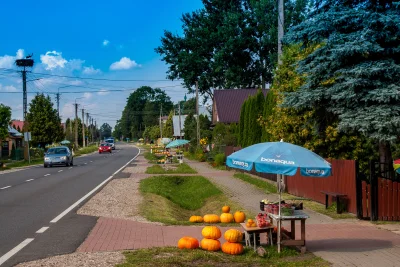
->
1, 126, 23, 157
212, 89, 268, 125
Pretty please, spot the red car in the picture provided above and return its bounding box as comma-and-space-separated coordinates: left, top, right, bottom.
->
99, 143, 112, 154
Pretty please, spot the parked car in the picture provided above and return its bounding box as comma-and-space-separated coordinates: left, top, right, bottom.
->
44, 146, 73, 168
105, 138, 115, 150
99, 143, 112, 154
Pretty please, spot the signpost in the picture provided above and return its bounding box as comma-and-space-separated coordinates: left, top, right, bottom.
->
24, 132, 31, 164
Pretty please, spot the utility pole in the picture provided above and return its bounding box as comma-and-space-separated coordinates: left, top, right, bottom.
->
86, 112, 89, 144
160, 104, 163, 138
81, 108, 85, 147
95, 120, 97, 142
178, 103, 182, 139
56, 90, 61, 119
91, 118, 94, 143
74, 103, 79, 149
15, 55, 34, 162
196, 81, 200, 146
278, 0, 284, 65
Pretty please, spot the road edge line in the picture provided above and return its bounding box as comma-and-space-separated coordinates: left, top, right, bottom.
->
0, 238, 34, 266
49, 146, 140, 223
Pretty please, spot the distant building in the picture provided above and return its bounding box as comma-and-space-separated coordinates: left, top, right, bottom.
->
212, 89, 268, 125
0, 126, 23, 157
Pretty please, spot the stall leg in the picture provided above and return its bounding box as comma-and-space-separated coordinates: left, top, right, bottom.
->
291, 220, 296, 239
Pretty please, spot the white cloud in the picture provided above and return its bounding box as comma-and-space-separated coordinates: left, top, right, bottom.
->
109, 57, 140, 70
0, 49, 24, 68
97, 89, 109, 95
103, 40, 110, 46
0, 84, 18, 92
83, 66, 101, 75
40, 51, 68, 70
83, 92, 92, 99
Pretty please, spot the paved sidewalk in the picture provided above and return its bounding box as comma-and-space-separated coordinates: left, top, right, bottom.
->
78, 157, 400, 267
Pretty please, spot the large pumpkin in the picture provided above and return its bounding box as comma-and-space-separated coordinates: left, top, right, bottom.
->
224, 229, 243, 243
201, 238, 221, 251
220, 213, 234, 223
178, 236, 199, 249
203, 214, 220, 223
222, 242, 244, 255
222, 205, 230, 213
201, 226, 221, 240
233, 211, 246, 223
189, 215, 203, 223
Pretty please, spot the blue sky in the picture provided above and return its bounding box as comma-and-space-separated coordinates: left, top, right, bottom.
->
0, 0, 204, 128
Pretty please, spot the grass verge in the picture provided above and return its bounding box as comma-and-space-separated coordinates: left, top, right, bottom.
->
145, 163, 197, 174
233, 172, 277, 193
117, 247, 329, 267
139, 175, 253, 225
144, 152, 159, 163
0, 158, 43, 170
282, 193, 355, 220
74, 145, 98, 157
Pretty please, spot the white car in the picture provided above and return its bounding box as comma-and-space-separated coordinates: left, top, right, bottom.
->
105, 139, 115, 150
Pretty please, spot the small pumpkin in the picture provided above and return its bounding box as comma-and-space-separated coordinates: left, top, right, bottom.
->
234, 211, 246, 223
222, 205, 230, 213
220, 213, 234, 223
189, 215, 203, 223
201, 226, 221, 240
222, 242, 244, 255
200, 238, 221, 251
178, 236, 199, 249
224, 229, 243, 243
203, 214, 220, 223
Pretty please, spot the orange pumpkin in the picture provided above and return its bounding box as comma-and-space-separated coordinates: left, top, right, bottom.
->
203, 214, 220, 223
222, 205, 230, 213
222, 242, 244, 255
178, 236, 199, 249
224, 229, 243, 243
220, 213, 234, 223
233, 211, 246, 223
201, 238, 221, 251
202, 226, 221, 240
189, 215, 203, 223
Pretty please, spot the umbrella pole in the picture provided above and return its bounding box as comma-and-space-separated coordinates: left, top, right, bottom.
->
278, 174, 281, 253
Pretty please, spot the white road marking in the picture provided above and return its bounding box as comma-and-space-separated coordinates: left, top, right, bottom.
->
58, 170, 63, 173
84, 163, 87, 165
35, 227, 49, 234
69, 167, 73, 169
0, 186, 11, 190
90, 161, 93, 162
50, 147, 141, 223
25, 179, 34, 182
0, 238, 34, 265
44, 174, 50, 177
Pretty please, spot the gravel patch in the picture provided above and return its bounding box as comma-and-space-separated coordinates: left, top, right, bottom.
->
16, 251, 124, 267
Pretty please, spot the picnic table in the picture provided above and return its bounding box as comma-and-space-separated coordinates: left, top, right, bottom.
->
268, 210, 309, 253
320, 191, 347, 214
240, 223, 274, 251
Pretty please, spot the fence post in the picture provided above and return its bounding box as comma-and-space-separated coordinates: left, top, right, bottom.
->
355, 161, 363, 219
370, 160, 378, 221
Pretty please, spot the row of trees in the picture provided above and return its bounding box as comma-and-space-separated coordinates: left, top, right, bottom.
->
235, 0, 400, 169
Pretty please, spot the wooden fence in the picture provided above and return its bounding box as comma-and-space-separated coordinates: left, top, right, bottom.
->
378, 178, 400, 221
285, 160, 357, 214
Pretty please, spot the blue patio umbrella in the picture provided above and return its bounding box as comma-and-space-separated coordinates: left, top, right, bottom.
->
166, 139, 190, 148
226, 140, 331, 252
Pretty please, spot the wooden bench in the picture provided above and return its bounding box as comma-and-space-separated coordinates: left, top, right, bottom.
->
320, 191, 347, 214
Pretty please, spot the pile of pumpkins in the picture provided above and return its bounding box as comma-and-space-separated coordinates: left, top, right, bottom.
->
178, 226, 244, 255
189, 206, 246, 224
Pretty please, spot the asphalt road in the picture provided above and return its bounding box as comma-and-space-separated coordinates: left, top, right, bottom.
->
0, 142, 140, 267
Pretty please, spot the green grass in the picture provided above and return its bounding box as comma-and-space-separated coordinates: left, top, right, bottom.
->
233, 172, 277, 193
282, 194, 356, 220
146, 163, 197, 174
139, 175, 254, 225
117, 246, 329, 267
0, 158, 43, 170
144, 152, 160, 163
74, 145, 99, 157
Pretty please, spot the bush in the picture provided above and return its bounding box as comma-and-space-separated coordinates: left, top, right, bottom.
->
195, 148, 207, 162
30, 148, 45, 158
214, 153, 226, 166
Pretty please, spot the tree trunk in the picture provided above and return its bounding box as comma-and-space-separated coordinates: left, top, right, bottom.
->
378, 140, 393, 178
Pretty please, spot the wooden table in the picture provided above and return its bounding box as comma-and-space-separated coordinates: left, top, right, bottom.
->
320, 191, 347, 214
240, 223, 274, 251
268, 210, 309, 253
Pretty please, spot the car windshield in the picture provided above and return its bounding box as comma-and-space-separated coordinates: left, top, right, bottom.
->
47, 148, 68, 154
101, 143, 109, 147
106, 139, 114, 143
